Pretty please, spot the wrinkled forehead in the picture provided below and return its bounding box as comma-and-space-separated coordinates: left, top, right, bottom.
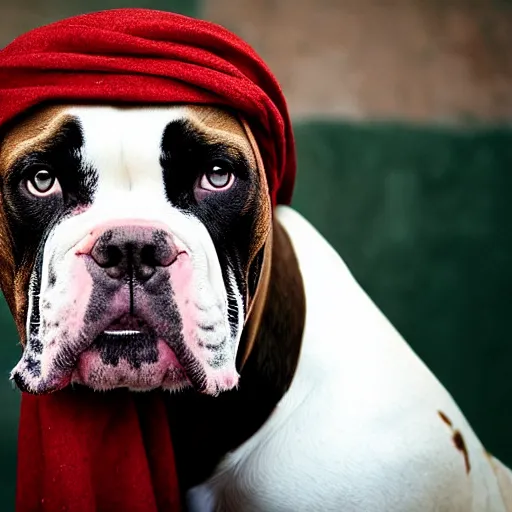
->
0, 104, 256, 177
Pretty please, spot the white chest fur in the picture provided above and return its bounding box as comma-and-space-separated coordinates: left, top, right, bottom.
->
188, 206, 512, 512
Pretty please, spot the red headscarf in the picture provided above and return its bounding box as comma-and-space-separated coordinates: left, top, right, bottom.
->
0, 7, 296, 205
0, 8, 296, 512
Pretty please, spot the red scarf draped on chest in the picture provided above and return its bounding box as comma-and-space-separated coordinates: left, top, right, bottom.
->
0, 8, 295, 512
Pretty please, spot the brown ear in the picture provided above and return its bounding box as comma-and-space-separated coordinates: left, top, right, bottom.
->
238, 225, 273, 370
0, 218, 15, 312
236, 117, 273, 369
0, 189, 29, 344
0, 142, 22, 338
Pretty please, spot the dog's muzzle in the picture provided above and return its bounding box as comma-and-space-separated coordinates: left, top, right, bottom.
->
12, 219, 239, 395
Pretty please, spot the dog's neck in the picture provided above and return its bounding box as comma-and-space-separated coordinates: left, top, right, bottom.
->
165, 218, 306, 491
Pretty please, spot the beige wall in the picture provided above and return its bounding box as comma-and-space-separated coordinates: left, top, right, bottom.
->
2, 0, 512, 123
205, 0, 512, 122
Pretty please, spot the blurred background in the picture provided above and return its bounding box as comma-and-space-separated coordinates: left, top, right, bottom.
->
1, 0, 511, 507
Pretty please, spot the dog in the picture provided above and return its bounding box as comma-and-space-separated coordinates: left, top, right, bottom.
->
0, 103, 510, 511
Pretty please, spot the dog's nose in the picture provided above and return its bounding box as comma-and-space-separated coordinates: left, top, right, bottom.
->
90, 226, 177, 281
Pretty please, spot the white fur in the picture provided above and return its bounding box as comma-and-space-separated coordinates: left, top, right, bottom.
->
226, 265, 245, 360
188, 206, 512, 512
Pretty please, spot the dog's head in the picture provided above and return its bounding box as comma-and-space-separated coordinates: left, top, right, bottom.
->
0, 105, 272, 395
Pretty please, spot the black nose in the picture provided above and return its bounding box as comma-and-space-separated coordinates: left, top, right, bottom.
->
90, 226, 177, 282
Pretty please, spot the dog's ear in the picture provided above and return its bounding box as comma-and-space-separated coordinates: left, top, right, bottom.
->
239, 116, 272, 295
236, 118, 273, 369
238, 224, 273, 370
236, 119, 306, 379
0, 131, 18, 324
240, 215, 306, 388
0, 211, 15, 314
0, 195, 26, 346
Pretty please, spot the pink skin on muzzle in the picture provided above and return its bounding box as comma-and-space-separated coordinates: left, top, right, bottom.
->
72, 219, 192, 391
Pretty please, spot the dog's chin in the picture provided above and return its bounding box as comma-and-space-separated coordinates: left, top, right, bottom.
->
11, 339, 193, 395
71, 339, 191, 392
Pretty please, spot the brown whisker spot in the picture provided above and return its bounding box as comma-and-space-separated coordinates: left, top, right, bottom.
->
438, 410, 453, 427
453, 430, 471, 474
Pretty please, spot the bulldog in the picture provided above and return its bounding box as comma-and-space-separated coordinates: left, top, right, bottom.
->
0, 103, 511, 512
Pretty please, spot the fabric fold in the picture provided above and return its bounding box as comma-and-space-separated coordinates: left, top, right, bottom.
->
17, 388, 181, 512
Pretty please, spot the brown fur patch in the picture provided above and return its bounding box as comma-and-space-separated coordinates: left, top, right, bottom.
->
237, 117, 272, 354
0, 105, 71, 340
0, 105, 71, 174
185, 106, 256, 168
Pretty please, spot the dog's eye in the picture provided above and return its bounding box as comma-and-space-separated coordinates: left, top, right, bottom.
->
25, 168, 61, 197
199, 164, 234, 191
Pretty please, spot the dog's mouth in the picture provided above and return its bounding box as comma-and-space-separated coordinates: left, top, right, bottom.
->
87, 313, 160, 371
100, 313, 152, 336
70, 311, 197, 392
93, 313, 155, 350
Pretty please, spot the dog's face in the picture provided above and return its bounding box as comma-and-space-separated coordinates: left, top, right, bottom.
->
0, 105, 271, 394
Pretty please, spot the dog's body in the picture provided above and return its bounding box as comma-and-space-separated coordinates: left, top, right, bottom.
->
0, 105, 510, 512
189, 206, 512, 512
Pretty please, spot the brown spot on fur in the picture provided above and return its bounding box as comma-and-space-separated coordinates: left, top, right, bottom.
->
438, 410, 453, 427
437, 410, 471, 474
188, 105, 245, 136
453, 430, 471, 474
